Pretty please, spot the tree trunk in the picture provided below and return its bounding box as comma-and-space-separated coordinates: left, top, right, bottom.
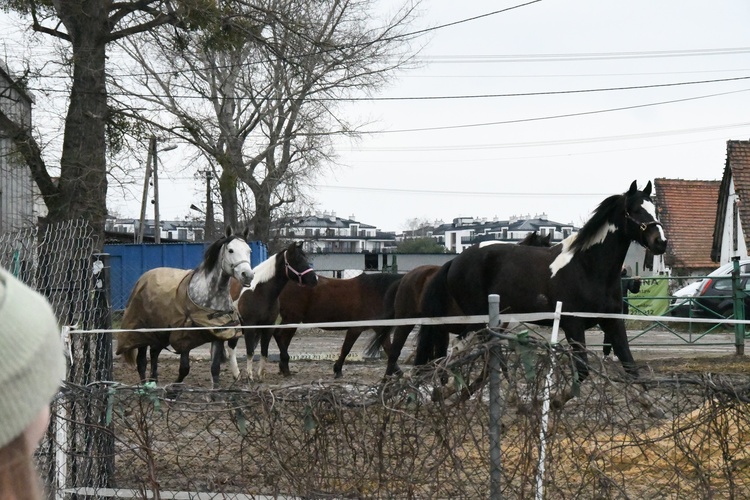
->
218, 169, 239, 233
51, 2, 110, 247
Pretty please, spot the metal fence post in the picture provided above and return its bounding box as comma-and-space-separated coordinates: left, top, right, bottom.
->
731, 256, 745, 355
488, 294, 502, 499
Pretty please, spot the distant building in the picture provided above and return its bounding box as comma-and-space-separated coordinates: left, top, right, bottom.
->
105, 218, 206, 243
0, 61, 38, 233
430, 213, 578, 253
271, 212, 396, 254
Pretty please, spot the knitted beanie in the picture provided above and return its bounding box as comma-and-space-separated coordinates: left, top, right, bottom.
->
0, 266, 66, 449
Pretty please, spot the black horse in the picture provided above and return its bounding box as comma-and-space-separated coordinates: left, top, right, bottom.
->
371, 230, 553, 376
413, 181, 667, 404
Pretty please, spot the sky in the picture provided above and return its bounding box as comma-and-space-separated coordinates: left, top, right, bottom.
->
2, 0, 750, 233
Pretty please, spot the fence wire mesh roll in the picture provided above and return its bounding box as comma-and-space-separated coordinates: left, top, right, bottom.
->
53, 332, 750, 499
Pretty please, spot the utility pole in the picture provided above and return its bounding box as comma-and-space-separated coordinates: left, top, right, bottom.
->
152, 138, 161, 244
137, 136, 156, 244
204, 170, 216, 240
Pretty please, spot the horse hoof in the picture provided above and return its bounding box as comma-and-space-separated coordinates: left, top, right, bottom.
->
333, 371, 343, 379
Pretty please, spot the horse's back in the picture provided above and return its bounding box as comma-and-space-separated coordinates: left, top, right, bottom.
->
116, 267, 190, 355
279, 273, 398, 324
447, 244, 557, 314
121, 268, 190, 328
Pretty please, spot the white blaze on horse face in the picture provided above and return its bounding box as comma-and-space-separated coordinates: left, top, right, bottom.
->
549, 222, 617, 277
223, 238, 254, 285
642, 200, 667, 242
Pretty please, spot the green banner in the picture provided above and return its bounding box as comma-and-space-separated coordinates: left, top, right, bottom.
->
628, 278, 669, 316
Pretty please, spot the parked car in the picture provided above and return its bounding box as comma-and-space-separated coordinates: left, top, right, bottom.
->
670, 259, 750, 318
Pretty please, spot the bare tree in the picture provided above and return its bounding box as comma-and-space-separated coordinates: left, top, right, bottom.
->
114, 0, 421, 242
0, 0, 214, 245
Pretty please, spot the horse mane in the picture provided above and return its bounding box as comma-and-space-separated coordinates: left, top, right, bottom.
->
200, 234, 236, 273
249, 251, 279, 288
566, 192, 626, 254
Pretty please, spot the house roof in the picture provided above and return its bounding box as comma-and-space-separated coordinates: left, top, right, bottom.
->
653, 177, 719, 270
431, 216, 575, 236
279, 214, 377, 230
712, 140, 750, 262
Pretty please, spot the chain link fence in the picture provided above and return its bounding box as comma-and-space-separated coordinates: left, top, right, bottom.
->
52, 332, 750, 499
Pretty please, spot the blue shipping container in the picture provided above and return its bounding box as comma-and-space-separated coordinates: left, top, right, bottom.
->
104, 241, 268, 310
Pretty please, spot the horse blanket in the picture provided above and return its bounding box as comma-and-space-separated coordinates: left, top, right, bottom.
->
116, 268, 240, 356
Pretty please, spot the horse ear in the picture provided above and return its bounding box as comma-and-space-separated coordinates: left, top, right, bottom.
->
243, 226, 250, 241
295, 240, 303, 249
628, 180, 638, 195
643, 180, 652, 197
225, 226, 233, 238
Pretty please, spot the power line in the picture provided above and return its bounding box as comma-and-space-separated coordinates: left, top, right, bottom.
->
357, 87, 750, 134
312, 185, 609, 197
348, 121, 750, 152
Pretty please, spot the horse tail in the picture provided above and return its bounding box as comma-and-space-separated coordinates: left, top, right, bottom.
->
211, 341, 227, 364
365, 278, 400, 358
121, 347, 137, 366
414, 260, 453, 365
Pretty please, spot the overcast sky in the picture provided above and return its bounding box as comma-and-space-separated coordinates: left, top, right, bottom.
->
308, 0, 750, 231
3, 0, 750, 233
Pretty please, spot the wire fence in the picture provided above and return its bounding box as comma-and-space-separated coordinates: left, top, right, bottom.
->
47, 333, 750, 499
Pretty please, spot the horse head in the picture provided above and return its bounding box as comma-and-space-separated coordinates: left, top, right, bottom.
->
284, 241, 318, 287
622, 180, 668, 255
214, 226, 254, 286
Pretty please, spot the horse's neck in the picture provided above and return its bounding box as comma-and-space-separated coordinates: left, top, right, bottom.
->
255, 255, 289, 296
573, 230, 630, 281
189, 266, 232, 310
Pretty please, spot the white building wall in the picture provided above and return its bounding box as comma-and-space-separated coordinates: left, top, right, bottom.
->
719, 178, 749, 264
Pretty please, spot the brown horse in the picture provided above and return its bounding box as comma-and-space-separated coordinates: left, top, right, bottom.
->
368, 231, 554, 376
225, 241, 318, 381
252, 272, 403, 379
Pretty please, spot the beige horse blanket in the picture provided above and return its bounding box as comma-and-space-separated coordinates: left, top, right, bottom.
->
116, 268, 240, 356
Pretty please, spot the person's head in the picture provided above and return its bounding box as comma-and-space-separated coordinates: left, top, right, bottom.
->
0, 267, 66, 499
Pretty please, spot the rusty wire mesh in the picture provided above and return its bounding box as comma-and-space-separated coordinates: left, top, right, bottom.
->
49, 333, 750, 499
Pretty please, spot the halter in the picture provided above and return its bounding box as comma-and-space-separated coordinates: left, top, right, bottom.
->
284, 250, 314, 285
221, 239, 252, 277
625, 212, 662, 233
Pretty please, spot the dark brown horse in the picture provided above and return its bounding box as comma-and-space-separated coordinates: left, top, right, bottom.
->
368, 231, 553, 376
225, 241, 318, 381
415, 181, 667, 405
253, 272, 403, 379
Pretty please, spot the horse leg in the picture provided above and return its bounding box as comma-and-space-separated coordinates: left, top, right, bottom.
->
257, 329, 274, 380
386, 324, 413, 376
554, 325, 590, 408
227, 337, 241, 382
243, 331, 260, 381
136, 346, 149, 383
600, 318, 636, 376
602, 330, 613, 358
275, 328, 295, 377
149, 346, 163, 383
333, 327, 364, 378
210, 341, 226, 390
176, 351, 191, 385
